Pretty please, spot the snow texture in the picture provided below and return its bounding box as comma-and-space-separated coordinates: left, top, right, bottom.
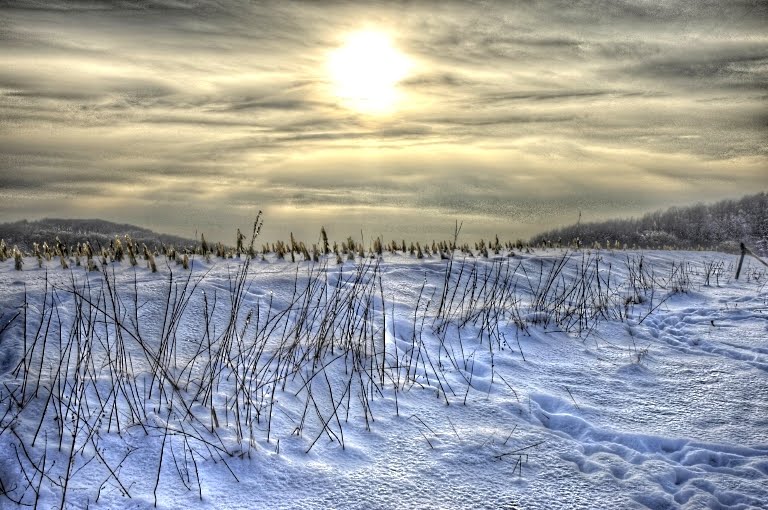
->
0, 249, 766, 509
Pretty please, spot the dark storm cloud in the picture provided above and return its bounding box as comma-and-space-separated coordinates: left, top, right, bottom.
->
0, 0, 766, 241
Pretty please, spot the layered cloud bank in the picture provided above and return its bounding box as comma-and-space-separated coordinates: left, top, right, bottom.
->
1, 0, 766, 241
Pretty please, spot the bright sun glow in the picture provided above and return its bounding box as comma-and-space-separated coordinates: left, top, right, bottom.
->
328, 30, 411, 114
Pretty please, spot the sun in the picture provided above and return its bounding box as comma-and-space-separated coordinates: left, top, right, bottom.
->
328, 30, 412, 114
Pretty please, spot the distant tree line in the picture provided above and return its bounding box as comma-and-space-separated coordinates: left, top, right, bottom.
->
529, 192, 768, 255
0, 218, 197, 253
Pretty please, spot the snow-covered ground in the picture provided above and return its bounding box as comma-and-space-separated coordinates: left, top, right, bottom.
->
1, 249, 766, 509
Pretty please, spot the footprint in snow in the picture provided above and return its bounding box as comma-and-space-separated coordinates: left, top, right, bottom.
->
528, 394, 768, 509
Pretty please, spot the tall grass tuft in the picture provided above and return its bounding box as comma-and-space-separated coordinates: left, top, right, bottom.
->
12, 245, 23, 270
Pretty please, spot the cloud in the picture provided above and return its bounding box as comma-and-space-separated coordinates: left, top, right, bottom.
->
0, 0, 765, 241
630, 54, 768, 90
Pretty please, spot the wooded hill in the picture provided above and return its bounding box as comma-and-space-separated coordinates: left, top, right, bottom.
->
529, 192, 768, 255
0, 218, 197, 253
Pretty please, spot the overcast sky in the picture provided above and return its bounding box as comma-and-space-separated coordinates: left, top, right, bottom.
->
1, 0, 766, 243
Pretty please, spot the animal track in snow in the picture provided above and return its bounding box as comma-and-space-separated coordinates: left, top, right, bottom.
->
528, 393, 768, 509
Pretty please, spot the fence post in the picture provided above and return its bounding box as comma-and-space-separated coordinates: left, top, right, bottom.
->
735, 242, 747, 280
735, 242, 768, 280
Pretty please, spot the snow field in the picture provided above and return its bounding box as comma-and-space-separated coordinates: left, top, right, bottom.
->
0, 249, 766, 509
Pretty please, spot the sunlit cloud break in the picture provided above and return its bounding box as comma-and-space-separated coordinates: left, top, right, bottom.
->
0, 0, 766, 241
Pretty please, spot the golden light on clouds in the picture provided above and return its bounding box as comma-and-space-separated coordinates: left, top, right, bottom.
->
0, 2, 765, 242
327, 30, 412, 114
